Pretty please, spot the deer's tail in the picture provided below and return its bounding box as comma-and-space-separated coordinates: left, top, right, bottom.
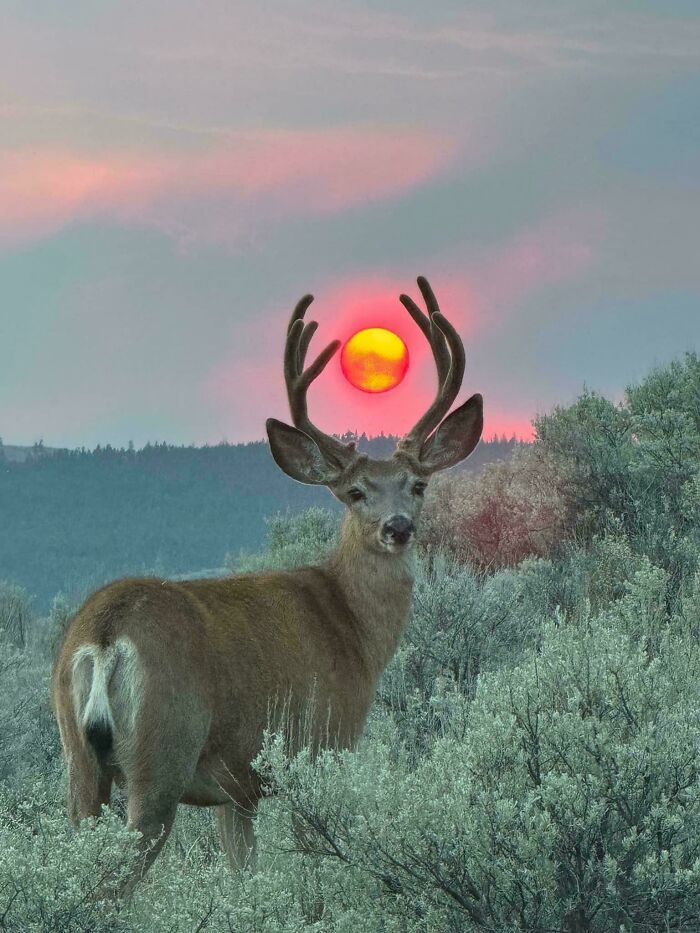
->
70, 639, 141, 765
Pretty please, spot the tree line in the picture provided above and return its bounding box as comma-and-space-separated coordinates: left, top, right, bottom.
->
0, 432, 517, 608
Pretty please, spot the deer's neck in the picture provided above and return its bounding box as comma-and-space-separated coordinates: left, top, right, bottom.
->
326, 514, 415, 678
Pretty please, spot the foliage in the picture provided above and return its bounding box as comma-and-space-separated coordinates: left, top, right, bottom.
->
42, 592, 80, 660
0, 783, 140, 932
377, 553, 545, 756
534, 352, 700, 580
0, 581, 32, 649
420, 353, 700, 584
256, 578, 700, 932
421, 444, 572, 569
0, 645, 61, 786
229, 506, 339, 574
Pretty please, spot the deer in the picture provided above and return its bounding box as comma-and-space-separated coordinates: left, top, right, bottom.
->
51, 276, 483, 892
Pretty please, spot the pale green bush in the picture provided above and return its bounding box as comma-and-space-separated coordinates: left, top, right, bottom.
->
535, 353, 700, 582
0, 581, 32, 649
0, 782, 140, 932
0, 645, 60, 785
0, 779, 329, 932
227, 506, 339, 574
378, 552, 544, 755
256, 586, 700, 932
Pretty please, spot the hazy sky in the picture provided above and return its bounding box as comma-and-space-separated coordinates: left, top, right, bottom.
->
1, 0, 698, 448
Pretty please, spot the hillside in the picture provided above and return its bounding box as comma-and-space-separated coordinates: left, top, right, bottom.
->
0, 433, 518, 608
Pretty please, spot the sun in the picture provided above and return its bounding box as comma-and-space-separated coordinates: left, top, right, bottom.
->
341, 327, 409, 393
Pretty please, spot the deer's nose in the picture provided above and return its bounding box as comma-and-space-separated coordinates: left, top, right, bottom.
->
382, 515, 415, 544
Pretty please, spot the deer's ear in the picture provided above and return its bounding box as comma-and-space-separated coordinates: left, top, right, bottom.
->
418, 394, 483, 473
266, 419, 340, 486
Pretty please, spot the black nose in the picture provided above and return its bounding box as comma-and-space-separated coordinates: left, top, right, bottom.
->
382, 515, 415, 544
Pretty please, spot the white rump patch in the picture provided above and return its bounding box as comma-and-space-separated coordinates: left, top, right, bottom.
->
71, 637, 143, 736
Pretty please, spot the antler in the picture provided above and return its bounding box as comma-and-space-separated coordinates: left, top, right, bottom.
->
284, 294, 357, 470
396, 276, 466, 454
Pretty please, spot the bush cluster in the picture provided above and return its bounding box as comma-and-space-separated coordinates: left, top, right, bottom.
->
421, 351, 700, 581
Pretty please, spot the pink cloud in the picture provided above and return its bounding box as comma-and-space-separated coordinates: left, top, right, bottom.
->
0, 150, 162, 243
464, 208, 604, 328
0, 126, 458, 248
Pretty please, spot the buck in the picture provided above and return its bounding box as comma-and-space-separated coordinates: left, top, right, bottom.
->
51, 276, 483, 890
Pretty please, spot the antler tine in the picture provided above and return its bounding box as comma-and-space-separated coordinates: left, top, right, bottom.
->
397, 276, 466, 453
284, 294, 356, 468
399, 278, 451, 386
297, 320, 319, 372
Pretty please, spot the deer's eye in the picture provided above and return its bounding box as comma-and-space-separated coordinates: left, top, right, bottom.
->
412, 481, 427, 497
348, 487, 366, 503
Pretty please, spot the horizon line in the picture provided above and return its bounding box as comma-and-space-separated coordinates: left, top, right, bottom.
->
1, 431, 530, 454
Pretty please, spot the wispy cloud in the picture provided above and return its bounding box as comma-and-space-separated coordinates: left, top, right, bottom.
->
0, 126, 458, 248
5, 2, 698, 141
464, 208, 603, 328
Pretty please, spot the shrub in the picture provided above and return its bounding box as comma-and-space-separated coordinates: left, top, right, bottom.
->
534, 354, 700, 581
0, 782, 140, 932
43, 592, 79, 661
0, 581, 32, 649
377, 552, 545, 755
0, 644, 62, 785
0, 779, 325, 932
256, 592, 700, 932
227, 506, 339, 574
421, 445, 571, 570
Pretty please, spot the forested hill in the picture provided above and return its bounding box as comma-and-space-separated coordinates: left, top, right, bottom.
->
0, 433, 518, 608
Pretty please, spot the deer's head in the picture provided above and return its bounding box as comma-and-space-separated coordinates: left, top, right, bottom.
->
267, 277, 483, 555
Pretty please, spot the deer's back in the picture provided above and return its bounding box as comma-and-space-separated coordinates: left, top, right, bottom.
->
53, 569, 376, 757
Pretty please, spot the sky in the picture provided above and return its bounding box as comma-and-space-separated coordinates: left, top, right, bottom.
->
1, 0, 698, 448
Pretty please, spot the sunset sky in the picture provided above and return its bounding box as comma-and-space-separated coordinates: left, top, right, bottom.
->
1, 0, 699, 448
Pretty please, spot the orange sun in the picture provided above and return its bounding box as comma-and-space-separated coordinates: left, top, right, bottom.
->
341, 327, 409, 393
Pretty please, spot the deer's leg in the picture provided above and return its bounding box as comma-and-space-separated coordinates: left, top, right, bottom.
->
69, 759, 113, 826
57, 710, 113, 826
121, 711, 208, 892
122, 790, 179, 893
216, 803, 257, 872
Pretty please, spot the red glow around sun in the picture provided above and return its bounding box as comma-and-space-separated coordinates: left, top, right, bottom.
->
341, 327, 409, 393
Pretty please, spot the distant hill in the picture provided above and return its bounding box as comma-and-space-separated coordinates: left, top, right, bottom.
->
0, 433, 520, 609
